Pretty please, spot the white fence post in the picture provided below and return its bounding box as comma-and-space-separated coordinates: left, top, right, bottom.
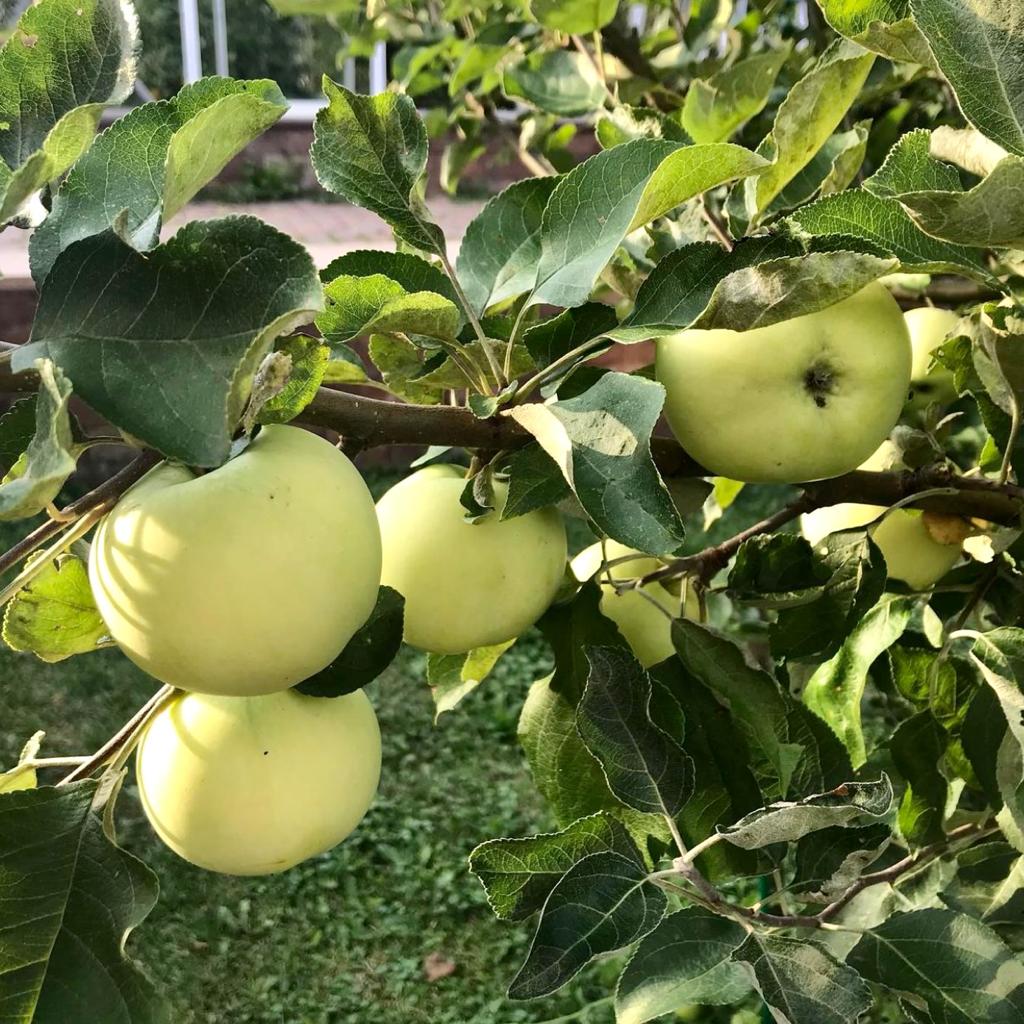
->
369, 41, 388, 94
211, 0, 229, 78
178, 0, 203, 84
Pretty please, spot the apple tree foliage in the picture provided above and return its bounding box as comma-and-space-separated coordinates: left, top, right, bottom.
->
5, 0, 1024, 1021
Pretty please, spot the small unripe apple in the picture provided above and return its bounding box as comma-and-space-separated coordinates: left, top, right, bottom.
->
571, 539, 697, 667
90, 424, 382, 696
136, 688, 381, 875
656, 284, 911, 483
376, 467, 567, 654
801, 443, 964, 589
905, 306, 959, 411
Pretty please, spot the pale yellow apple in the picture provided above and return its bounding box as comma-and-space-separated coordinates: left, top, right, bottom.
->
571, 539, 698, 667
136, 688, 381, 875
376, 467, 567, 654
90, 424, 382, 696
904, 306, 959, 410
802, 442, 964, 589
655, 283, 912, 483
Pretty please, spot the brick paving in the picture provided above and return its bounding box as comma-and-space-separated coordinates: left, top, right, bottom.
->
0, 196, 487, 282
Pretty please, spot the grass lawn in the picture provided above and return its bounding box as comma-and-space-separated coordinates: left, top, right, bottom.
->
0, 626, 631, 1023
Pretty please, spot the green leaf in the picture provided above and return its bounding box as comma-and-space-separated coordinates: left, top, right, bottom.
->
0, 105, 104, 226
788, 187, 993, 280
817, 0, 933, 65
732, 933, 872, 1024
941, 841, 1024, 929
2, 553, 106, 662
456, 177, 559, 316
730, 40, 875, 229
672, 619, 852, 798
768, 531, 887, 662
367, 334, 441, 405
691, 250, 898, 333
615, 908, 751, 1024
503, 50, 605, 117
531, 139, 767, 309
0, 360, 76, 521
29, 77, 288, 283
793, 823, 891, 901
294, 587, 405, 698
968, 629, 1024, 843
864, 128, 963, 199
311, 79, 445, 254
595, 106, 691, 149
506, 373, 685, 555
651, 660, 764, 879
577, 647, 693, 817
317, 274, 460, 345
611, 236, 800, 341
529, 0, 617, 33
319, 250, 458, 306
682, 46, 791, 145
898, 155, 1024, 248
427, 640, 515, 719
17, 218, 323, 467
469, 812, 638, 921
508, 850, 666, 1000
500, 443, 573, 519
910, 0, 1024, 156
522, 302, 618, 371
767, 120, 870, 215
848, 908, 1024, 1023
0, 0, 138, 169
803, 594, 914, 768
258, 335, 330, 425
719, 776, 892, 850
0, 782, 166, 1022
892, 711, 950, 846
962, 682, 1005, 809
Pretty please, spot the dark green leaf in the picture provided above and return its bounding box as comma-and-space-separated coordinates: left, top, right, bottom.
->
0, 782, 166, 1022
507, 372, 685, 555
732, 933, 871, 1024
577, 647, 693, 817
0, 397, 38, 473
30, 78, 288, 283
793, 823, 891, 901
311, 80, 444, 254
522, 303, 617, 371
500, 443, 573, 519
17, 219, 323, 467
864, 128, 963, 199
319, 249, 459, 310
469, 812, 638, 921
615, 908, 751, 1024
910, 0, 1024, 156
848, 908, 1024, 1023
508, 851, 666, 1000
295, 587, 405, 697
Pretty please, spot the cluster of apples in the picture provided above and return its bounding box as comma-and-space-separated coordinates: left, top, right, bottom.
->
86, 283, 963, 876
88, 428, 568, 875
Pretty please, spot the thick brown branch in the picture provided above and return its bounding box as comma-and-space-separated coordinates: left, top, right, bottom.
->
1, 344, 1020, 525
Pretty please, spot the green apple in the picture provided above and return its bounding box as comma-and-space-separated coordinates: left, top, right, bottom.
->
136, 688, 381, 875
802, 443, 965, 589
90, 424, 381, 696
376, 467, 567, 654
904, 306, 959, 411
571, 539, 697, 667
655, 283, 912, 483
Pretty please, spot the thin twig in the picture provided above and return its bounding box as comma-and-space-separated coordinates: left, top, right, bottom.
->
60, 685, 177, 785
